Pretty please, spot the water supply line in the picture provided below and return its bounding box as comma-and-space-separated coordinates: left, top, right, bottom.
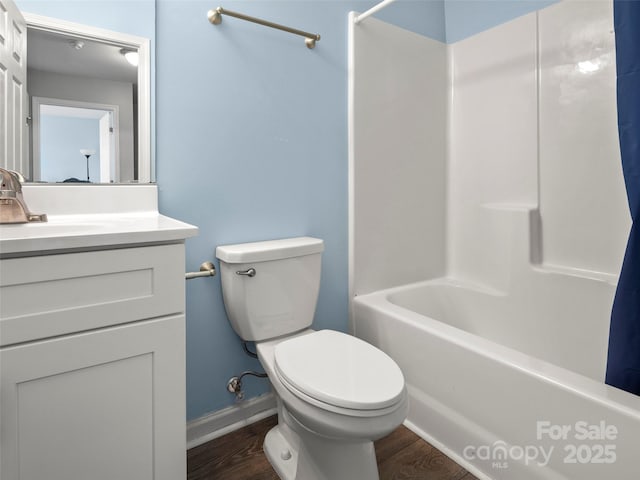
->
226, 340, 268, 400
242, 341, 258, 358
227, 371, 268, 401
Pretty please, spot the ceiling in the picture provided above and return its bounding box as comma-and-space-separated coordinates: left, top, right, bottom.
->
27, 28, 138, 85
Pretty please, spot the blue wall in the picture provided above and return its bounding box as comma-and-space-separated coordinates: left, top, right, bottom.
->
155, 0, 446, 420
40, 115, 100, 182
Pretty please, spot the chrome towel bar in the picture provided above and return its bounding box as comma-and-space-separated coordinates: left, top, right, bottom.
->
207, 6, 321, 49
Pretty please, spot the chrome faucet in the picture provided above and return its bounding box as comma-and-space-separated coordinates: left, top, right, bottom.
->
0, 168, 47, 223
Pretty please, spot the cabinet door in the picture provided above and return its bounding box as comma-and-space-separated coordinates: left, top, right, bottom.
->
1, 315, 186, 480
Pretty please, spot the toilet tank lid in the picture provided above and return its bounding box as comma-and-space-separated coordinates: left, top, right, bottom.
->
216, 236, 324, 263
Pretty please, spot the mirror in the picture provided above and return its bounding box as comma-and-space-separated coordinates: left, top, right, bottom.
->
1, 0, 153, 184
24, 13, 151, 184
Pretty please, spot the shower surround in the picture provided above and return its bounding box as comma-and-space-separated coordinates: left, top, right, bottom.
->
349, 1, 637, 479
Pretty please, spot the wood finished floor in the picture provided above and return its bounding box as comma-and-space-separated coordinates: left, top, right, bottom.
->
187, 415, 478, 480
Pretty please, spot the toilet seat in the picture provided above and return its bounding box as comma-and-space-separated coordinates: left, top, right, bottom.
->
274, 330, 405, 411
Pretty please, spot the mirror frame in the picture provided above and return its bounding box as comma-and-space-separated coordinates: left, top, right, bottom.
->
23, 13, 152, 183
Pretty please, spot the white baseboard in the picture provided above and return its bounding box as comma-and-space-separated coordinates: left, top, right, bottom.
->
187, 393, 278, 450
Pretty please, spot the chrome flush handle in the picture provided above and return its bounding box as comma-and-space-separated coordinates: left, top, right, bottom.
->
236, 267, 256, 277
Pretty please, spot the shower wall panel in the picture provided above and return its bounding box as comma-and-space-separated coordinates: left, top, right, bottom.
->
349, 14, 447, 298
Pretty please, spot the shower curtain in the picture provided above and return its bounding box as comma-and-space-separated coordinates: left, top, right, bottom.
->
606, 0, 640, 395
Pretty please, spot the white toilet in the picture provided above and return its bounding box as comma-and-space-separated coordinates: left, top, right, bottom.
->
216, 236, 408, 480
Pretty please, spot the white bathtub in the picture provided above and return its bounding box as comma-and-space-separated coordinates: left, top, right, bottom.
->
352, 278, 640, 480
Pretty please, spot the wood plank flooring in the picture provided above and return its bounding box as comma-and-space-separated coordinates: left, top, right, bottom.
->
187, 415, 478, 480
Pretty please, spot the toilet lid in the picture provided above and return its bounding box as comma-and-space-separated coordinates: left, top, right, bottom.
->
274, 330, 405, 410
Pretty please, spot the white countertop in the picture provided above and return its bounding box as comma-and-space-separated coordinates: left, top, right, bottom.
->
0, 213, 198, 256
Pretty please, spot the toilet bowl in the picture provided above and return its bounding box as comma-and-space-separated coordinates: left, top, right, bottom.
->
257, 330, 407, 480
216, 237, 408, 480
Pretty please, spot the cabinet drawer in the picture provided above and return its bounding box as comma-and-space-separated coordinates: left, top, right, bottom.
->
0, 244, 185, 346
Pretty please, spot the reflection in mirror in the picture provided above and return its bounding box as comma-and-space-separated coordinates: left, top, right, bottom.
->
36, 101, 116, 183
24, 13, 151, 184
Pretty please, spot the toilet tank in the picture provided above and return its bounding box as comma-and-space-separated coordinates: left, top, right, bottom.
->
216, 237, 324, 341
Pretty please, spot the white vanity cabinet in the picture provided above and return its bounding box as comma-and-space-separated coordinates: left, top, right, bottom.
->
0, 241, 191, 480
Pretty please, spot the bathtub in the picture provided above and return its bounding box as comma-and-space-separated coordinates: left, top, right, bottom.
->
352, 278, 640, 480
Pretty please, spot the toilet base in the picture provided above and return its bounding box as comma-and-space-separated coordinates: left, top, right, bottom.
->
263, 420, 380, 480
264, 424, 298, 480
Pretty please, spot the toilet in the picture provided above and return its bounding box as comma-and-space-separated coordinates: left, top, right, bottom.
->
216, 237, 408, 480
